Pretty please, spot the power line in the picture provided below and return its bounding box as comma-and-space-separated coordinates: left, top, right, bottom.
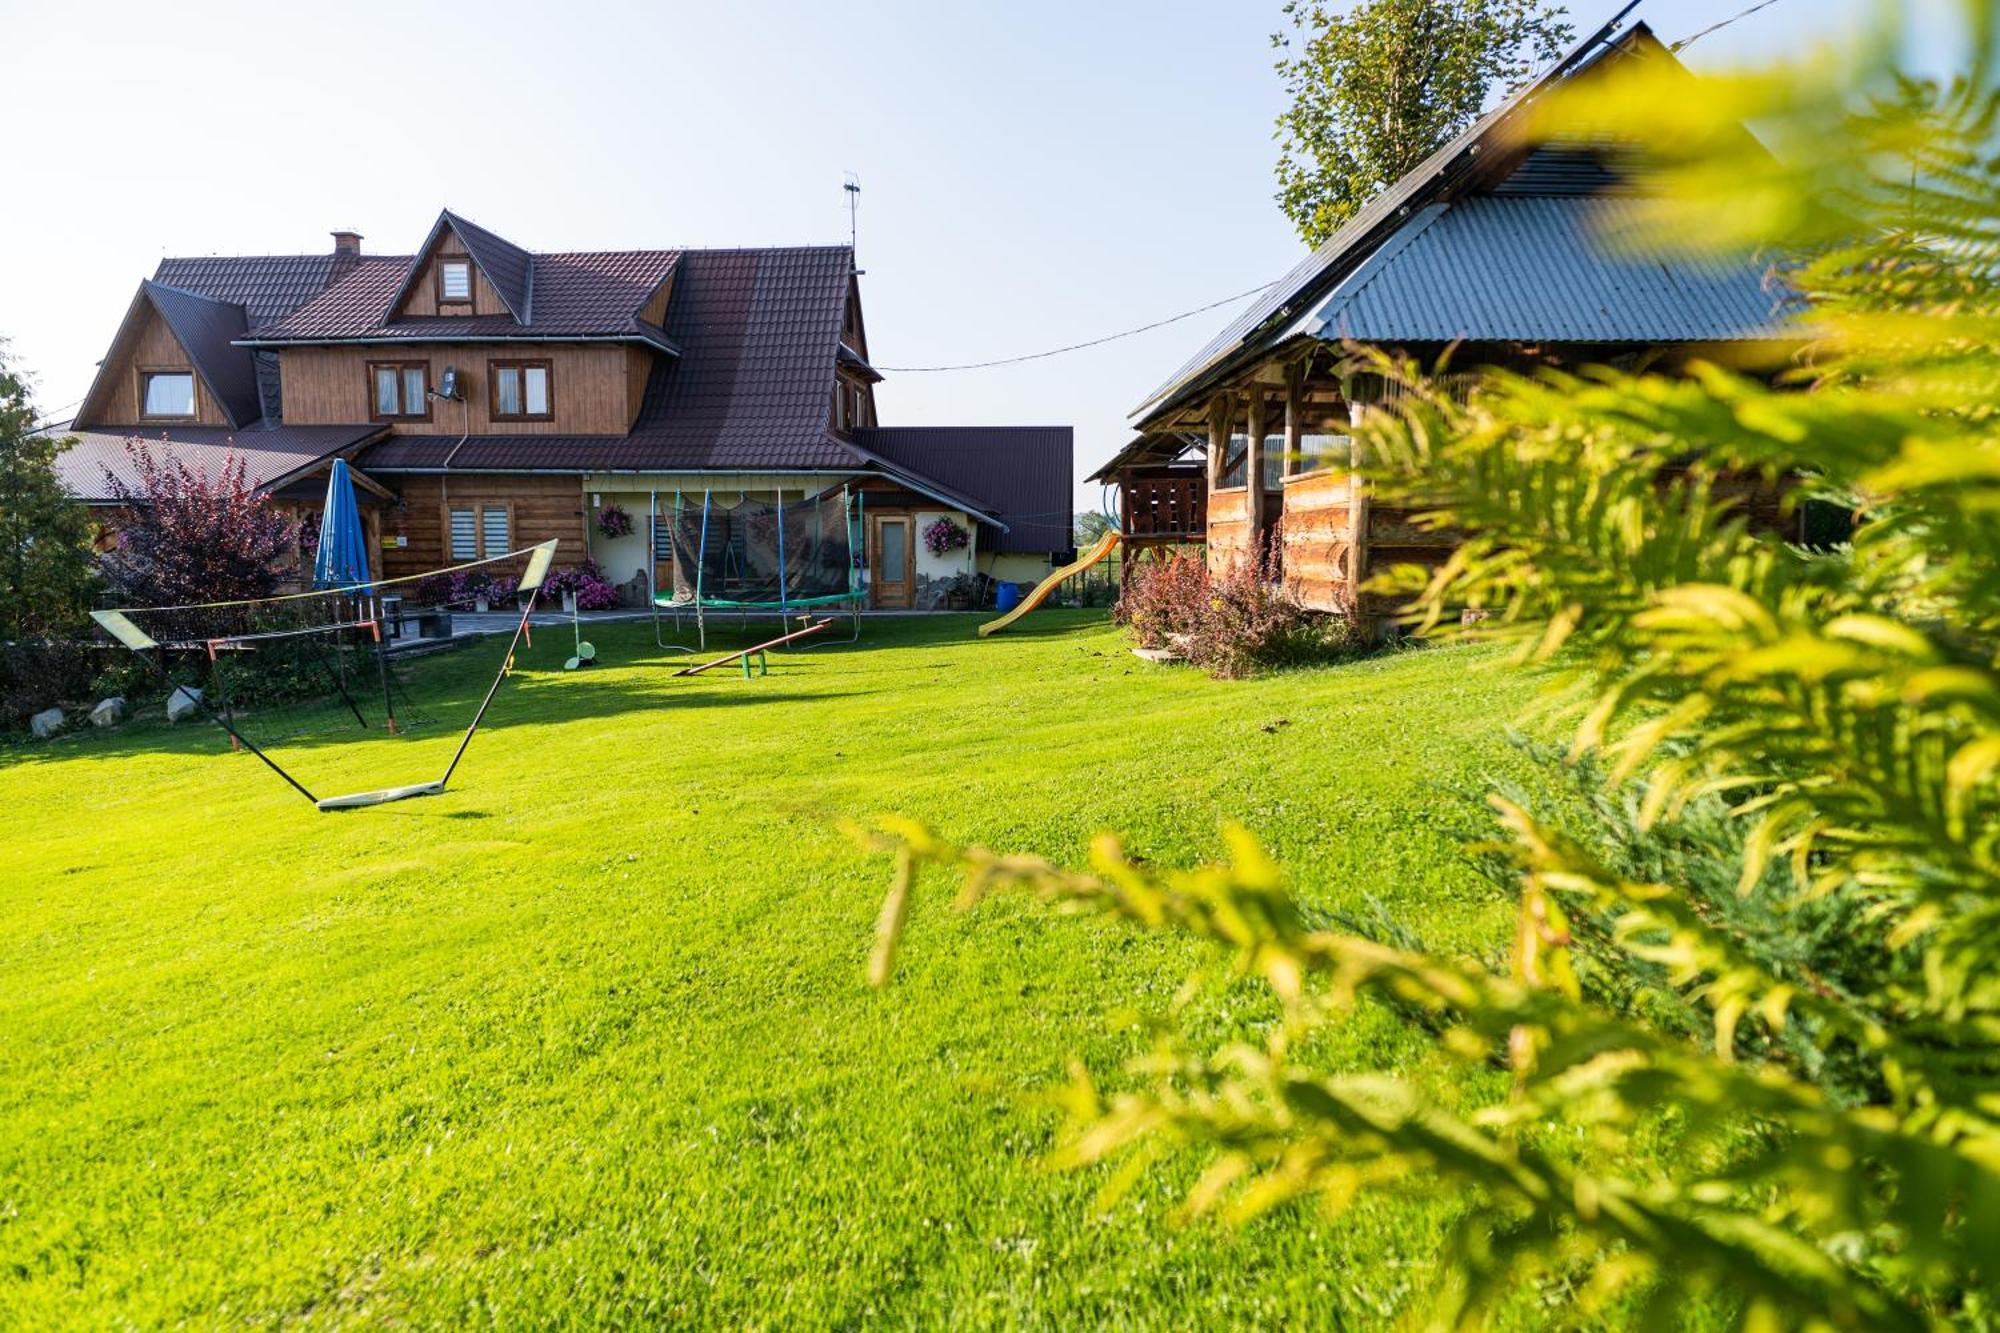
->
1671, 0, 1787, 53
876, 280, 1278, 373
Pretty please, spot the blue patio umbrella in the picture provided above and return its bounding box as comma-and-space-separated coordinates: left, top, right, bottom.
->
312, 459, 372, 591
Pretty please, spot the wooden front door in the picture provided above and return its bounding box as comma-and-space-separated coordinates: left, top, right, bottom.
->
870, 515, 912, 608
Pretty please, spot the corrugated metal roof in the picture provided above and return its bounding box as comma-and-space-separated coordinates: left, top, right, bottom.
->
51, 423, 385, 501
1135, 18, 1646, 420
1302, 195, 1793, 344
850, 427, 1074, 551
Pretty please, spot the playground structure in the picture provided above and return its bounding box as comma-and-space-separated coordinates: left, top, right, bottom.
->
671, 618, 835, 678
651, 487, 862, 651
978, 530, 1122, 637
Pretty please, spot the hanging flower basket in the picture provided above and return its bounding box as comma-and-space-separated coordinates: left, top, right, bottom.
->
596, 503, 633, 539
922, 516, 970, 557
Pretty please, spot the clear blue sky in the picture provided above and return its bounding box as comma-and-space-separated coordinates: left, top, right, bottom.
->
0, 0, 1931, 509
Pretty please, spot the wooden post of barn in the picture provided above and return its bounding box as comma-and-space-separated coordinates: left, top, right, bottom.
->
1283, 361, 1304, 482
1347, 399, 1374, 634
1244, 387, 1266, 560
1206, 393, 1231, 574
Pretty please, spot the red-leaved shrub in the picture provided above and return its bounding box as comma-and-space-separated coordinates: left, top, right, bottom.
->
101, 437, 296, 606
1114, 538, 1361, 678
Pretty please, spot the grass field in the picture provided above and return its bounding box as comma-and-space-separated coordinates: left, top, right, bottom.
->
0, 612, 1554, 1327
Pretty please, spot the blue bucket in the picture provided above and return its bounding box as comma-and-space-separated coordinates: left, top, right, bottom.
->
994, 582, 1023, 614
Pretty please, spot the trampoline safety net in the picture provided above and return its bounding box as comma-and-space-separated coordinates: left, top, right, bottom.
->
663, 490, 858, 609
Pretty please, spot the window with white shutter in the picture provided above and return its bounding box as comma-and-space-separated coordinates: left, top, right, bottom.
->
481, 506, 511, 557
449, 507, 479, 561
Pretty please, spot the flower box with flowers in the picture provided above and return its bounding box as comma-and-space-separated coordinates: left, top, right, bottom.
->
596, 504, 633, 540
922, 516, 970, 558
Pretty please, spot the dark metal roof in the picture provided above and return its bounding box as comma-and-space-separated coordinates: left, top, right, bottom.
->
245, 250, 681, 351
1136, 11, 1662, 421
141, 281, 260, 427
151, 254, 355, 415
50, 423, 385, 502
1299, 196, 1793, 344
837, 343, 884, 383
443, 210, 534, 320
851, 426, 1073, 553
152, 253, 340, 326
360, 247, 863, 473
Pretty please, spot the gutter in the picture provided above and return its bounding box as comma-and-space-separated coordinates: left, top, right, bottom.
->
361, 463, 1011, 532
233, 331, 682, 356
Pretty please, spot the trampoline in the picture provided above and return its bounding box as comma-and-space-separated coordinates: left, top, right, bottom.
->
650, 485, 863, 650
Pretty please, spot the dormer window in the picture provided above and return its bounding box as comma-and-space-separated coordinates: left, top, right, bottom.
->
140, 371, 196, 419
491, 361, 552, 421
439, 259, 472, 305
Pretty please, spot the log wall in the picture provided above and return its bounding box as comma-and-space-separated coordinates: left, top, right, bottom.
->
1279, 471, 1354, 612
1205, 487, 1253, 571
378, 474, 587, 581
281, 343, 640, 434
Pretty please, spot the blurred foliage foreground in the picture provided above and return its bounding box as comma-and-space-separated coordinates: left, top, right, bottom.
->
862, 10, 2000, 1329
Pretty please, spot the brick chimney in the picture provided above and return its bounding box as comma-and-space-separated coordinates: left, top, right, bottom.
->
328, 229, 364, 284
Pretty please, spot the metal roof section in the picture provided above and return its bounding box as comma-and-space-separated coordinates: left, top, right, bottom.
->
73, 281, 262, 431
142, 281, 260, 427
52, 422, 385, 502
1133, 7, 1653, 421
242, 249, 684, 351
1292, 195, 1795, 344
850, 426, 1077, 550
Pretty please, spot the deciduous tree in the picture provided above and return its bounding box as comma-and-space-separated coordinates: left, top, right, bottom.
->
1274, 0, 1573, 245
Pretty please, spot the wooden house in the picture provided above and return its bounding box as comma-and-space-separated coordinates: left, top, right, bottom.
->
1103, 16, 1797, 619
53, 212, 1073, 608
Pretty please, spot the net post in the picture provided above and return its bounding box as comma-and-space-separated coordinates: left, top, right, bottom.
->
368, 614, 400, 735
205, 639, 242, 752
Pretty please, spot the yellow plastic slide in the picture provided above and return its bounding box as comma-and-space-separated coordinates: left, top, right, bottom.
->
978, 530, 1121, 637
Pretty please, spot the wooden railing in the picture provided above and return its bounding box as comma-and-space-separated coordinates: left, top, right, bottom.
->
1121, 474, 1206, 538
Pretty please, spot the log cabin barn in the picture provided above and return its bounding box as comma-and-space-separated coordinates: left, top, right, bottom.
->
52, 210, 1073, 608
1100, 15, 1800, 627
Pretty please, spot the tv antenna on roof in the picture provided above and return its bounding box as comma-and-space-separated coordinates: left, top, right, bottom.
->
843, 172, 863, 273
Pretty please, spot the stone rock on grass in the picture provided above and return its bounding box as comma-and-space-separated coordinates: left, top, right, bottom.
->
167, 686, 203, 723
90, 697, 126, 728
29, 707, 65, 740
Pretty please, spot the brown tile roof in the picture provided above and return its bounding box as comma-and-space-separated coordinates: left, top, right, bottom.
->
851, 427, 1074, 553
52, 423, 386, 503
359, 245, 859, 472
152, 253, 341, 326
246, 249, 681, 351
150, 253, 352, 418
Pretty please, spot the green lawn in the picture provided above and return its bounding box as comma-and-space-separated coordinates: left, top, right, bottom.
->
0, 612, 1552, 1327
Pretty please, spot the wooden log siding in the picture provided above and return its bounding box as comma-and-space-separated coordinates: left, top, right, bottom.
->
93, 304, 230, 427
379, 474, 587, 582
1278, 470, 1355, 612
281, 343, 638, 434
1206, 487, 1254, 571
